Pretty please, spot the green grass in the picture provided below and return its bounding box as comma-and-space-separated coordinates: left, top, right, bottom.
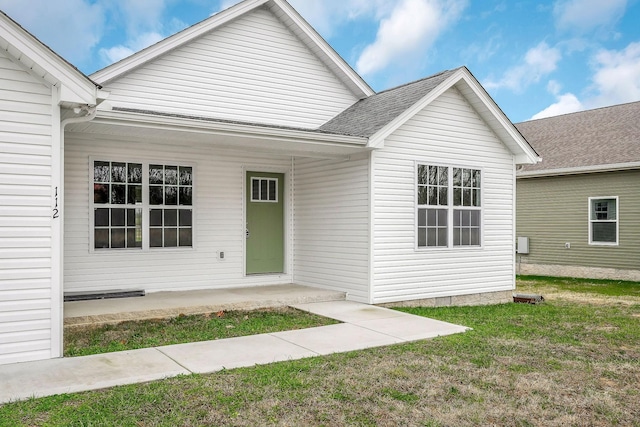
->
2, 277, 640, 426
64, 307, 339, 357
517, 274, 640, 297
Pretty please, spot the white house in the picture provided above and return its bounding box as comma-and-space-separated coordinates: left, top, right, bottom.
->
0, 0, 539, 365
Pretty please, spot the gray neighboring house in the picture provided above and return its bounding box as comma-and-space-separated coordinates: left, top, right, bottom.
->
515, 101, 640, 280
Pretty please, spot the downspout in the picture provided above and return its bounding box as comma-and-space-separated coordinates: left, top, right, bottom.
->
53, 105, 98, 357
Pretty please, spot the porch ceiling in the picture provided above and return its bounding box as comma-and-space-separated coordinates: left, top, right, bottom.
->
66, 109, 372, 158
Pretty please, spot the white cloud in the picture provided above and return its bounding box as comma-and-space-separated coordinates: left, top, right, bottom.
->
356, 0, 467, 76
289, 0, 397, 36
0, 0, 104, 65
546, 80, 562, 96
530, 42, 640, 119
99, 32, 164, 64
484, 42, 562, 92
531, 93, 584, 119
554, 0, 627, 34
589, 42, 640, 106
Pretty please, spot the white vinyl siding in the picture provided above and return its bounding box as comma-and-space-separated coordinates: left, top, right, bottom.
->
372, 87, 516, 304
64, 132, 295, 294
293, 156, 370, 302
0, 50, 55, 364
101, 8, 358, 129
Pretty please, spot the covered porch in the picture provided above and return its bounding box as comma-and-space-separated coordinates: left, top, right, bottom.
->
64, 284, 346, 327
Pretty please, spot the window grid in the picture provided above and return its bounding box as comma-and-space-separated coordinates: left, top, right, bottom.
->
417, 164, 481, 249
91, 160, 194, 250
93, 161, 143, 249
251, 177, 278, 202
589, 197, 618, 245
149, 165, 193, 248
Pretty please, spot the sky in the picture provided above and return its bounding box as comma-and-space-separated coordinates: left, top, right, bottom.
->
1, 0, 639, 123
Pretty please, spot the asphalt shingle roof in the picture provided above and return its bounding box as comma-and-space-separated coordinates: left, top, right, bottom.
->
515, 101, 640, 173
319, 68, 460, 137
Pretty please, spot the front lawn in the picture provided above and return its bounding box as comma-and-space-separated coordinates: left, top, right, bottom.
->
2, 277, 639, 426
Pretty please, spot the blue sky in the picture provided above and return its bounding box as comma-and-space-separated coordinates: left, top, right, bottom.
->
1, 0, 639, 123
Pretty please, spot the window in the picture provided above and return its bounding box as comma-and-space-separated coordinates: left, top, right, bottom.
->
149, 165, 193, 248
417, 164, 481, 248
93, 161, 142, 249
251, 177, 278, 202
589, 197, 618, 245
92, 160, 193, 250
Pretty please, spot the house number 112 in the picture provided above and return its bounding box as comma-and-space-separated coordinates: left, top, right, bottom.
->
52, 187, 59, 219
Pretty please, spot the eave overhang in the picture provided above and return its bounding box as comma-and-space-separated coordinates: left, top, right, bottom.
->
68, 109, 371, 158
517, 161, 640, 178
0, 11, 102, 106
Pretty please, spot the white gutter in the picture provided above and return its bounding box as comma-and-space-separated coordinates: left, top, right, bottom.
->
517, 161, 640, 178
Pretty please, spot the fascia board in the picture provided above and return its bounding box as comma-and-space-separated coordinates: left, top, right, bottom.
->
367, 67, 540, 164
0, 14, 98, 105
90, 0, 269, 84
459, 72, 540, 164
271, 0, 374, 98
95, 109, 369, 146
517, 162, 640, 178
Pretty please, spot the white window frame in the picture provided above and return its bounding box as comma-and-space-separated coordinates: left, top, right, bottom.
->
250, 177, 278, 203
416, 163, 483, 250
588, 196, 619, 246
89, 157, 195, 252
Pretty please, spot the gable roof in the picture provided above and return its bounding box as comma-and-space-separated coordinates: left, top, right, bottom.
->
320, 69, 458, 137
90, 0, 373, 99
322, 66, 540, 164
515, 101, 640, 177
0, 10, 101, 106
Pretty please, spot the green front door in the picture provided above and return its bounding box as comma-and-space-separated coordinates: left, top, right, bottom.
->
246, 171, 284, 274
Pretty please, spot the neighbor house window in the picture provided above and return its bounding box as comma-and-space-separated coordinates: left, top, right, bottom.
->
417, 164, 481, 248
92, 160, 193, 250
589, 197, 618, 245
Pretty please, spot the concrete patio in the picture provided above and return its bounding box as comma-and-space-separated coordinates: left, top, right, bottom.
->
64, 284, 347, 327
0, 300, 469, 404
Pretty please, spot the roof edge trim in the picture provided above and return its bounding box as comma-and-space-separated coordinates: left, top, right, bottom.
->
517, 161, 640, 178
90, 0, 269, 84
0, 11, 99, 105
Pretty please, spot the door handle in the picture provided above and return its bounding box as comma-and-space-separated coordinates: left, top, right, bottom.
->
246, 228, 249, 239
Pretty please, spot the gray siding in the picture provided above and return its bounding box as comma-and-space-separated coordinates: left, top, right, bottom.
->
0, 50, 55, 364
516, 170, 640, 271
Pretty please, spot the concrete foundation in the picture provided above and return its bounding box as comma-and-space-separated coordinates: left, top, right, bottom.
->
380, 290, 513, 308
517, 263, 640, 282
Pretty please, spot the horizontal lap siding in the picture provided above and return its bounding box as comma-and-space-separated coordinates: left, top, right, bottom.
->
293, 157, 370, 302
64, 133, 293, 293
516, 171, 640, 270
0, 51, 54, 364
103, 8, 357, 129
372, 88, 515, 303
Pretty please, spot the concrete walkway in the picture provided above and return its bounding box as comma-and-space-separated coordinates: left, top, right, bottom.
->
0, 301, 469, 404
